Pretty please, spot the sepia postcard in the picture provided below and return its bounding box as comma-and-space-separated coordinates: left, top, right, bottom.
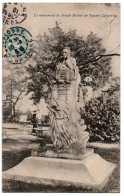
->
2, 3, 120, 193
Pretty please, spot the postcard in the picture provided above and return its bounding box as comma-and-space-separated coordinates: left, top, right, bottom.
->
2, 3, 120, 193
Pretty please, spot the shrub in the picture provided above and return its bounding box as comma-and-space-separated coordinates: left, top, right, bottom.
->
81, 79, 120, 143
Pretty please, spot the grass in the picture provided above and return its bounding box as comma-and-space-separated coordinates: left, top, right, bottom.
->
2, 130, 120, 193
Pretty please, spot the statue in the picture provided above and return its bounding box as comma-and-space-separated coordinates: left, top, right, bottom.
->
56, 47, 81, 98
48, 47, 89, 155
48, 98, 72, 149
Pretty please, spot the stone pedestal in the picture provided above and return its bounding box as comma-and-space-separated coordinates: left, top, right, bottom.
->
31, 148, 94, 160
49, 80, 89, 151
2, 153, 116, 190
52, 81, 77, 112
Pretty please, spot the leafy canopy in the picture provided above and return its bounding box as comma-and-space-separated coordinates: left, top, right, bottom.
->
27, 22, 112, 102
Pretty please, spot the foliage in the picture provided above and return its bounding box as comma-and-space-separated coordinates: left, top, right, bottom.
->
3, 63, 28, 121
26, 22, 112, 102
81, 77, 120, 143
25, 23, 120, 143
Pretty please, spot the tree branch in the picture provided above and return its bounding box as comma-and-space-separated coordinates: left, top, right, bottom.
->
13, 92, 22, 106
79, 53, 120, 69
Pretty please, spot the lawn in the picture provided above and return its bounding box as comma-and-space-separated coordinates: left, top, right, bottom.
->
2, 126, 120, 193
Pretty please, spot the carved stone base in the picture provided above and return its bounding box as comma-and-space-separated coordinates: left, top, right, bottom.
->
31, 148, 94, 160
3, 153, 116, 190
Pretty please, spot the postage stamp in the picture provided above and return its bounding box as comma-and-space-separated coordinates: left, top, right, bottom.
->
3, 3, 27, 25
3, 26, 33, 64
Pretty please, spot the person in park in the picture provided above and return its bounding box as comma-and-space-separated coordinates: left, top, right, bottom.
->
30, 112, 37, 134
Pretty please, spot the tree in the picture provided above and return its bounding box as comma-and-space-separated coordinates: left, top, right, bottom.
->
25, 22, 120, 143
3, 63, 28, 121
26, 22, 116, 103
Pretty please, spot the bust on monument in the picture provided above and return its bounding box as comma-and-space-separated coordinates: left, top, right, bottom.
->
56, 47, 81, 85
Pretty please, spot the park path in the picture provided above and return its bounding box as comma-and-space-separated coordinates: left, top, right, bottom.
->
2, 123, 41, 152
2, 123, 120, 152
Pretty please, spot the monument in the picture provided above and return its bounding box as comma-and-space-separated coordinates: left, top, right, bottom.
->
3, 47, 116, 190
46, 47, 89, 155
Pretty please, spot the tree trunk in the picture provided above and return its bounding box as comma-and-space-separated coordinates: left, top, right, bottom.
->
12, 104, 16, 121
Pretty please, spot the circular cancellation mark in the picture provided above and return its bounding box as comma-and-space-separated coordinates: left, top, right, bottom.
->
3, 3, 27, 25
3, 26, 33, 64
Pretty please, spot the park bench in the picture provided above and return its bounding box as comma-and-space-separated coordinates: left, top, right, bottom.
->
33, 126, 50, 137
19, 120, 31, 125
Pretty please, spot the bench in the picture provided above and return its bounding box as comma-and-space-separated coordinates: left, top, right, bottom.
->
34, 126, 49, 137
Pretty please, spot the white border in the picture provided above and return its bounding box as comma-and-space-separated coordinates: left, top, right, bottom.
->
0, 0, 123, 196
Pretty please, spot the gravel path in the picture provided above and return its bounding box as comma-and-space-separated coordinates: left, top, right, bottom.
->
2, 123, 120, 151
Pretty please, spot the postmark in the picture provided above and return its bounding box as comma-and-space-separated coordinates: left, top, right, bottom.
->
3, 26, 33, 64
3, 3, 27, 25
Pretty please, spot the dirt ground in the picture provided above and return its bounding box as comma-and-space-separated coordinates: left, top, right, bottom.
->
2, 124, 120, 193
